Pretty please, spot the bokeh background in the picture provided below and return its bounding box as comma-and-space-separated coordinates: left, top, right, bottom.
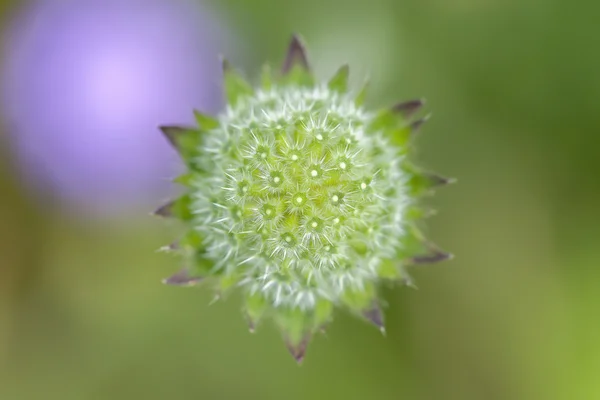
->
1, 0, 598, 399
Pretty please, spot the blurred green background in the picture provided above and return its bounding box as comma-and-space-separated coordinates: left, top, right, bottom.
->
1, 0, 599, 399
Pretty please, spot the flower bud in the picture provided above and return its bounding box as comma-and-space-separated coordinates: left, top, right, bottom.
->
157, 34, 453, 362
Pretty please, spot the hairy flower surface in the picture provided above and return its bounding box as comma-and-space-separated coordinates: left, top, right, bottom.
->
156, 35, 453, 362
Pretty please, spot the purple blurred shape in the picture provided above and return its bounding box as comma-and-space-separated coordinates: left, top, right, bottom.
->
1, 0, 227, 216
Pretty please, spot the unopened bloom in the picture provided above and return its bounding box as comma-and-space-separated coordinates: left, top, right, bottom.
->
156, 35, 453, 362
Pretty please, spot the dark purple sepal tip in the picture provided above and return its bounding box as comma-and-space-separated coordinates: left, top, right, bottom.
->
424, 173, 457, 187
157, 241, 180, 253
318, 323, 329, 335
220, 55, 232, 73
410, 245, 454, 265
286, 335, 311, 364
153, 200, 175, 217
162, 269, 203, 287
392, 99, 425, 118
282, 34, 310, 74
248, 319, 256, 334
363, 303, 386, 334
409, 115, 430, 133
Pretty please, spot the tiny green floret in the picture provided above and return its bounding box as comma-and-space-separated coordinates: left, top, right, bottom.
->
155, 34, 453, 363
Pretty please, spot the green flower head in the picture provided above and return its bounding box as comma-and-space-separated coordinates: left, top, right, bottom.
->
155, 35, 453, 363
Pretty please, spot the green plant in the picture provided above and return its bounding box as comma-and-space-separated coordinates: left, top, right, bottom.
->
155, 35, 453, 363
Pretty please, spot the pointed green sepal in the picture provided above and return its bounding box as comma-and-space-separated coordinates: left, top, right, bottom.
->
341, 281, 377, 312
312, 299, 334, 330
178, 229, 203, 250
192, 253, 215, 277
218, 272, 242, 296
377, 259, 401, 280
245, 292, 268, 333
354, 77, 370, 107
362, 303, 386, 333
172, 173, 194, 187
159, 126, 202, 162
398, 266, 418, 289
222, 57, 253, 106
368, 110, 411, 147
193, 109, 219, 131
405, 205, 438, 221
369, 108, 406, 132
280, 34, 314, 87
406, 164, 456, 196
152, 194, 193, 221
397, 224, 429, 260
368, 100, 430, 147
276, 307, 313, 363
160, 125, 193, 149
328, 64, 350, 93
261, 64, 274, 90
